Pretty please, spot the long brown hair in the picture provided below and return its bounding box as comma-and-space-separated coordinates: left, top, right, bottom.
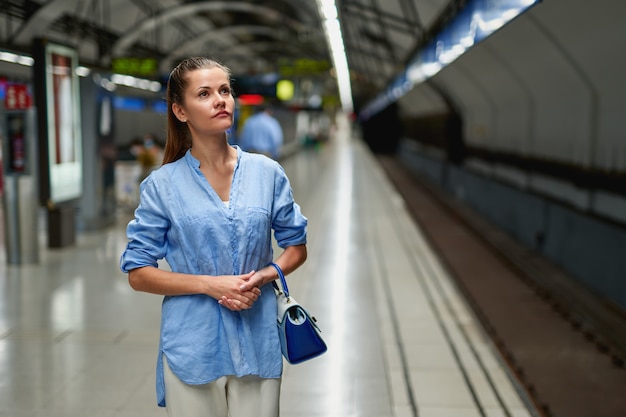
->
162, 57, 232, 164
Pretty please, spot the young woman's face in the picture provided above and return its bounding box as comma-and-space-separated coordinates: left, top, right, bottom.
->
174, 67, 235, 136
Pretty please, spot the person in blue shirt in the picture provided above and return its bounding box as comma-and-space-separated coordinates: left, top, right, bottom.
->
238, 105, 284, 160
120, 57, 307, 417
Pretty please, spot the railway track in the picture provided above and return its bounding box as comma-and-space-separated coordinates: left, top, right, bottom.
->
377, 155, 626, 417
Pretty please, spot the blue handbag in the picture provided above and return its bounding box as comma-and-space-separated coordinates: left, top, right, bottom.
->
270, 263, 327, 364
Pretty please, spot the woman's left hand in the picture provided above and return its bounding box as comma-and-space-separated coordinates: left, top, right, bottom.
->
219, 270, 267, 311
239, 270, 266, 292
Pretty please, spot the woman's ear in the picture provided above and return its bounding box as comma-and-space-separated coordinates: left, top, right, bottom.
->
172, 103, 187, 123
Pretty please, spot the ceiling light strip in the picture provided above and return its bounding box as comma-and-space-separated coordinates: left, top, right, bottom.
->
317, 0, 354, 113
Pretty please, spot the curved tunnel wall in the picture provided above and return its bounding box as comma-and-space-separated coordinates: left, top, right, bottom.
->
404, 0, 626, 167
394, 0, 626, 310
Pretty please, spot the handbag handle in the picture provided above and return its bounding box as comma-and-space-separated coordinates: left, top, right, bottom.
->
269, 262, 290, 299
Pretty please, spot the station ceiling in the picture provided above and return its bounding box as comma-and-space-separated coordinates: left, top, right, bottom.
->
0, 0, 453, 110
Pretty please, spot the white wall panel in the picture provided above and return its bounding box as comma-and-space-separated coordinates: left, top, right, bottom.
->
525, 0, 626, 169
443, 44, 533, 155
401, 0, 626, 171
440, 13, 591, 164
433, 64, 492, 148
530, 0, 626, 171
397, 82, 447, 118
499, 16, 591, 165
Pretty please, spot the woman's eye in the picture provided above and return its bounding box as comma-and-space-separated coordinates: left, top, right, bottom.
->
221, 87, 231, 95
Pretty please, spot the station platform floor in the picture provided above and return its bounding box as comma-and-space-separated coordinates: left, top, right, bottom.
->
0, 115, 537, 417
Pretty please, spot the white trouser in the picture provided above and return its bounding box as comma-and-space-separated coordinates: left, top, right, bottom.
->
163, 356, 281, 417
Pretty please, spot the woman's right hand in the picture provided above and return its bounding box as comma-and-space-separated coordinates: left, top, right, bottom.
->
212, 271, 262, 311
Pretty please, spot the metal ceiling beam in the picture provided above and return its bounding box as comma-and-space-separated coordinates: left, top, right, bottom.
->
11, 0, 78, 45
130, 0, 197, 47
108, 2, 306, 62
340, 9, 381, 92
160, 25, 290, 72
342, 0, 422, 35
217, 41, 303, 59
343, 43, 398, 63
397, 0, 424, 32
341, 1, 395, 94
214, 40, 309, 73
340, 16, 386, 94
366, 0, 398, 62
340, 16, 373, 83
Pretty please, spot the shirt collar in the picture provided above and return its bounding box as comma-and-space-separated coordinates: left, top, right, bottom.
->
184, 145, 242, 169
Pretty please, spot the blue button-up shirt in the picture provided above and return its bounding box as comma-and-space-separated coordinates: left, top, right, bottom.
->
120, 146, 307, 406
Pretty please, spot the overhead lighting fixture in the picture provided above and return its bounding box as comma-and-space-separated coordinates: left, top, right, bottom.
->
317, 0, 353, 113
0, 51, 34, 66
75, 66, 91, 77
0, 49, 159, 93
318, 0, 338, 19
111, 73, 162, 92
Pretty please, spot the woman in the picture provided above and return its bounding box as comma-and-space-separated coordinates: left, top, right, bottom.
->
120, 57, 307, 417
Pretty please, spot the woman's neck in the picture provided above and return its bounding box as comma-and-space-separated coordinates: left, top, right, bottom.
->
190, 135, 236, 169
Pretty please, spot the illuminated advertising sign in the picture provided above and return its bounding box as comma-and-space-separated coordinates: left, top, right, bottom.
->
33, 40, 83, 204
4, 83, 31, 110
111, 57, 158, 76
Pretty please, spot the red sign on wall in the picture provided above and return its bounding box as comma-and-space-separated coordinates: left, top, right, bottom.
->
4, 84, 31, 110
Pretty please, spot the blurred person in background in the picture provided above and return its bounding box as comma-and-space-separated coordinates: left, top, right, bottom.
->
136, 133, 163, 182
238, 104, 283, 160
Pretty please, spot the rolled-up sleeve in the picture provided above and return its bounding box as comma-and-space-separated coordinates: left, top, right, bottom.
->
271, 165, 307, 248
120, 178, 170, 273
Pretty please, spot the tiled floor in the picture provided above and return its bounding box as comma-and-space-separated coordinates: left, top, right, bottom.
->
0, 114, 537, 417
